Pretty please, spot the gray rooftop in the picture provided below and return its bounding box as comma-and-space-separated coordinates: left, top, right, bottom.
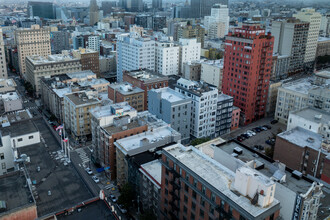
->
109, 83, 144, 95
153, 87, 191, 103
278, 127, 324, 153
281, 77, 318, 94
290, 107, 330, 126
125, 69, 168, 83
140, 159, 162, 186
218, 93, 233, 102
0, 120, 38, 137
0, 171, 35, 217
65, 92, 100, 106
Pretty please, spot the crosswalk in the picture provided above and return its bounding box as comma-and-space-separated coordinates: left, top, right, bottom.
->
76, 148, 90, 165
26, 106, 38, 110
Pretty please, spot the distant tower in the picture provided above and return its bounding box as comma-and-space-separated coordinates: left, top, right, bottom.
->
90, 0, 99, 26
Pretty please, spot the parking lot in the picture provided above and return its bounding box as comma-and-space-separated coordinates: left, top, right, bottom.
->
221, 117, 286, 154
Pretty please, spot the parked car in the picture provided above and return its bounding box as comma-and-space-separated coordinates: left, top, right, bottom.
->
265, 139, 275, 146
241, 133, 250, 139
246, 130, 256, 136
85, 167, 93, 175
254, 127, 262, 132
237, 136, 244, 142
260, 126, 268, 131
92, 175, 100, 183
110, 194, 117, 203
117, 204, 127, 214
271, 119, 278, 124
254, 145, 264, 150
263, 125, 272, 129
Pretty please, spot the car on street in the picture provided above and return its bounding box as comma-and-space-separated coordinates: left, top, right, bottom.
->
92, 175, 100, 183
263, 125, 272, 129
271, 119, 278, 124
254, 145, 264, 150
265, 139, 275, 146
85, 167, 93, 175
260, 126, 268, 131
117, 204, 127, 214
237, 136, 244, 142
110, 194, 117, 203
241, 133, 250, 139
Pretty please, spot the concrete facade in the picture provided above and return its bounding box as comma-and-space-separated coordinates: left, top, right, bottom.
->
72, 48, 100, 77
155, 41, 179, 76
201, 59, 223, 89
179, 38, 201, 74
0, 28, 8, 79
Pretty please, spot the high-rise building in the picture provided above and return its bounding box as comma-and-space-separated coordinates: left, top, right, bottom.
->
200, 59, 223, 89
73, 35, 85, 50
87, 35, 100, 52
271, 19, 309, 75
120, 0, 143, 12
160, 143, 281, 220
15, 25, 51, 76
204, 4, 229, 38
155, 41, 180, 76
175, 78, 218, 139
215, 93, 233, 136
294, 8, 322, 68
179, 38, 201, 74
116, 34, 155, 82
50, 30, 70, 54
0, 28, 8, 79
177, 24, 205, 48
28, 1, 55, 19
90, 0, 99, 26
148, 87, 192, 144
72, 48, 100, 77
102, 1, 116, 16
152, 0, 162, 11
25, 54, 82, 95
222, 23, 274, 125
153, 16, 166, 31
190, 0, 228, 18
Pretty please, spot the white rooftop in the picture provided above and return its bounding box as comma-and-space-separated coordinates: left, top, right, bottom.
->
27, 54, 79, 64
164, 144, 280, 217
201, 59, 224, 68
1, 91, 20, 101
140, 160, 162, 186
53, 87, 72, 98
318, 37, 330, 42
90, 102, 135, 119
155, 87, 189, 103
290, 107, 330, 126
77, 78, 109, 87
66, 70, 96, 79
281, 77, 317, 94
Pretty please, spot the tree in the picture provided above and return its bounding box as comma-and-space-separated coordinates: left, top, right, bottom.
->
118, 183, 135, 208
190, 137, 211, 146
265, 146, 274, 159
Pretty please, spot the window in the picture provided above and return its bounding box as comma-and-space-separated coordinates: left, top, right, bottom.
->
184, 206, 187, 213
192, 201, 196, 210
1, 163, 5, 169
0, 153, 4, 160
28, 135, 33, 139
202, 186, 206, 194
18, 138, 23, 142
184, 195, 188, 203
185, 184, 189, 192
192, 191, 196, 199
200, 209, 204, 217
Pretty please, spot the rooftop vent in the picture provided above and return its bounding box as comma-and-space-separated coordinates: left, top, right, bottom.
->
314, 114, 322, 120
307, 137, 315, 143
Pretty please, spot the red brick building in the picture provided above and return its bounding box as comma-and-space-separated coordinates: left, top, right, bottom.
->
123, 69, 168, 110
160, 144, 281, 220
274, 127, 330, 183
99, 116, 148, 180
222, 23, 274, 125
108, 82, 145, 111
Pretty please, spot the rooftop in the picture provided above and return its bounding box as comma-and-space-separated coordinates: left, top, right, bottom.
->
0, 79, 16, 93
201, 59, 224, 68
218, 93, 233, 102
0, 171, 35, 217
278, 127, 325, 153
73, 48, 98, 54
124, 69, 168, 83
140, 159, 162, 186
154, 87, 190, 103
109, 83, 144, 95
102, 120, 142, 136
115, 126, 180, 156
0, 120, 38, 137
65, 91, 100, 106
315, 70, 330, 79
27, 54, 79, 65
281, 77, 317, 94
0, 91, 20, 101
66, 70, 96, 80
90, 102, 136, 119
77, 78, 109, 87
290, 107, 330, 127
164, 144, 280, 218
176, 78, 217, 96
318, 37, 330, 42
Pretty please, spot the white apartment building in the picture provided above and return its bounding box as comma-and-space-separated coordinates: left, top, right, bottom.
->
15, 25, 51, 76
175, 78, 218, 139
179, 38, 201, 74
155, 41, 179, 76
201, 59, 223, 89
288, 107, 330, 141
204, 4, 229, 38
0, 120, 40, 175
87, 35, 101, 52
25, 54, 82, 95
0, 28, 8, 79
294, 8, 322, 66
117, 33, 155, 82
275, 78, 316, 124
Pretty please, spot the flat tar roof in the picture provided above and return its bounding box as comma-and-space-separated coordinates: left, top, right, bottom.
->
0, 120, 38, 137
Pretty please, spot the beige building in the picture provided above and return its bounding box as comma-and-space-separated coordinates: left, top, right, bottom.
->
294, 8, 322, 66
317, 37, 330, 57
72, 48, 100, 76
25, 54, 82, 95
63, 91, 101, 140
0, 79, 16, 94
15, 25, 51, 76
0, 28, 8, 79
266, 80, 283, 116
200, 59, 223, 89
